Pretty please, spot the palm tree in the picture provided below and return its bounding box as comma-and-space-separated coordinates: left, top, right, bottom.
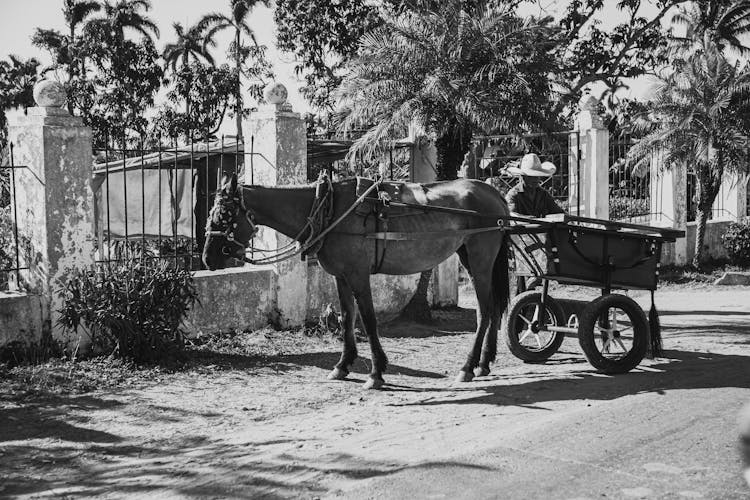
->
64, 0, 101, 78
199, 0, 270, 141
163, 22, 215, 74
671, 0, 750, 56
337, 0, 557, 181
337, 0, 557, 320
627, 37, 750, 268
162, 22, 216, 132
88, 0, 159, 44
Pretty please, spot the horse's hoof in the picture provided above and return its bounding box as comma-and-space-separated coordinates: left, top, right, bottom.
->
327, 367, 349, 380
474, 366, 490, 377
454, 370, 474, 383
363, 376, 384, 390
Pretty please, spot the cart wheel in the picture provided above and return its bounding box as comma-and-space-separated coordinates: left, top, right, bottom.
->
503, 291, 566, 362
577, 294, 648, 374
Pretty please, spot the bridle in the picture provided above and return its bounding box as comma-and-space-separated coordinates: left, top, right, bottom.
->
205, 188, 258, 259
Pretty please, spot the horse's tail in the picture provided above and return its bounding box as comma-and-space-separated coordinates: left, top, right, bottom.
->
492, 234, 511, 319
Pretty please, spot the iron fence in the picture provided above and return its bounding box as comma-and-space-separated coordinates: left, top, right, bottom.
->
608, 134, 651, 222
0, 144, 30, 292
92, 133, 251, 271
474, 131, 580, 215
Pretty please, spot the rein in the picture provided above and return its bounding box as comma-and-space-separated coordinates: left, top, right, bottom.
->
236, 175, 383, 266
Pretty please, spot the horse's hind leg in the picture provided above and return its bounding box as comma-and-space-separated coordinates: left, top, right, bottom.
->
328, 277, 358, 380
456, 241, 497, 383
349, 274, 388, 390
476, 296, 501, 377
477, 237, 510, 377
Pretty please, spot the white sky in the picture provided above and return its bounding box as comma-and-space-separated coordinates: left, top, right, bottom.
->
0, 0, 671, 125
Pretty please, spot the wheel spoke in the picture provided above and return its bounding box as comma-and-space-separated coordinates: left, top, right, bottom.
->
532, 305, 540, 323
535, 334, 543, 349
602, 338, 611, 353
519, 315, 532, 326
614, 338, 628, 352
519, 329, 533, 343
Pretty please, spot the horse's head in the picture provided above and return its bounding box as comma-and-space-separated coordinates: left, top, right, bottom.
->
202, 174, 258, 271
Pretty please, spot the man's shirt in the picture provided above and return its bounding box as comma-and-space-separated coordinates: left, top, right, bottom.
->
505, 182, 564, 217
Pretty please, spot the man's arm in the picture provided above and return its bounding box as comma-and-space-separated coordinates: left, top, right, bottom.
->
544, 190, 565, 214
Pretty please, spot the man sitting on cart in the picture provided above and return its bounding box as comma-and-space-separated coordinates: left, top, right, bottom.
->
505, 153, 564, 218
505, 153, 564, 293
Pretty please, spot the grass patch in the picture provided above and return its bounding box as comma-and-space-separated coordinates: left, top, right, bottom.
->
659, 260, 750, 285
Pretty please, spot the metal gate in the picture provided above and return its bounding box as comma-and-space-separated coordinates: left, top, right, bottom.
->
471, 131, 581, 215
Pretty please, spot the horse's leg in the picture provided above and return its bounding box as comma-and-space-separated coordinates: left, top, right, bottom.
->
476, 293, 500, 377
456, 242, 497, 383
349, 274, 388, 390
477, 237, 511, 377
328, 276, 358, 380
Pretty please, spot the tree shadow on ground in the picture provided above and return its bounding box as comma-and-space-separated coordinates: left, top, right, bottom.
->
389, 348, 750, 408
0, 393, 123, 443
1, 432, 493, 499
188, 349, 446, 379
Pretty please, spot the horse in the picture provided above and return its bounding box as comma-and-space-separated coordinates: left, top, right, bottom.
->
202, 174, 511, 390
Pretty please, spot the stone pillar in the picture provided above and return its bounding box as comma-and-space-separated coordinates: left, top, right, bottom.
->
7, 80, 95, 341
713, 172, 747, 221
244, 83, 308, 326
650, 154, 688, 264
575, 95, 609, 219
407, 130, 457, 307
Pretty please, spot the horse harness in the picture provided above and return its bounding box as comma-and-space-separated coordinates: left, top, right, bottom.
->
211, 174, 507, 269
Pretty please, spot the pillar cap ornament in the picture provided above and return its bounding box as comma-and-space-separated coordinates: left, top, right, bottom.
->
263, 82, 292, 111
33, 80, 67, 108
579, 94, 600, 112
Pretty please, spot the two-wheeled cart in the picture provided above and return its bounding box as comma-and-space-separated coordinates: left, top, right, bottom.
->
503, 214, 684, 374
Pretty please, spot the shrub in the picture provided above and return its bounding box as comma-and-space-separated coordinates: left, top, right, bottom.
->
609, 196, 649, 220
722, 218, 750, 266
58, 259, 198, 363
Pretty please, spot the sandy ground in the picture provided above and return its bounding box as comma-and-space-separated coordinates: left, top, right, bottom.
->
1, 284, 750, 499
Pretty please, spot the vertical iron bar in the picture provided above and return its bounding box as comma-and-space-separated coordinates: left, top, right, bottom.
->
249, 135, 254, 185
9, 144, 20, 287
576, 130, 581, 217
104, 130, 111, 266
173, 136, 179, 267
140, 135, 146, 259
121, 131, 129, 261
157, 134, 163, 260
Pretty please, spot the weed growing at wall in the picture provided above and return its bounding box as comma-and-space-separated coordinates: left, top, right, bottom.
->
58, 259, 198, 364
722, 218, 750, 266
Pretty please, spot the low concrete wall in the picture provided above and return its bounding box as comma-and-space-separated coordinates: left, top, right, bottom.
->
0, 293, 44, 346
185, 266, 276, 336
306, 262, 421, 322
685, 219, 731, 263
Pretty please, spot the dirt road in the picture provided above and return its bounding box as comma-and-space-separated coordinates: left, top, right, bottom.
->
2, 286, 749, 499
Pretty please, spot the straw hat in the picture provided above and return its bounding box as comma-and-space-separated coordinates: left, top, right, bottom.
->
507, 153, 556, 177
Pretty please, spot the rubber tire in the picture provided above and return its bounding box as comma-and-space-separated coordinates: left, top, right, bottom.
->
578, 294, 648, 374
504, 291, 566, 362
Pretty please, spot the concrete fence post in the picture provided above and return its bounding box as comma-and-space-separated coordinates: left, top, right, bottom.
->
575, 95, 609, 220
7, 80, 95, 342
650, 155, 688, 264
244, 82, 308, 327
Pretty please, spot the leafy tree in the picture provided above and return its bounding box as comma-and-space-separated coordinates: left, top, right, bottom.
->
275, 0, 383, 110
670, 0, 750, 56
626, 38, 750, 268
163, 22, 216, 73
81, 23, 163, 145
153, 62, 236, 141
86, 0, 159, 44
0, 56, 39, 156
200, 0, 272, 141
163, 22, 217, 119
32, 0, 101, 112
338, 0, 558, 180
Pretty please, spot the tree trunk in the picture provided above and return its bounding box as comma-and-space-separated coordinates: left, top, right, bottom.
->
234, 29, 243, 142
399, 125, 472, 322
693, 203, 709, 269
400, 268, 434, 322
